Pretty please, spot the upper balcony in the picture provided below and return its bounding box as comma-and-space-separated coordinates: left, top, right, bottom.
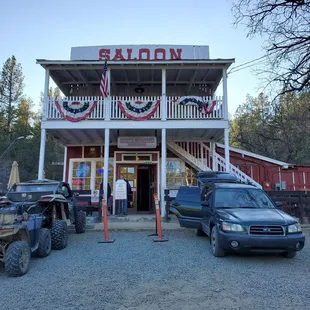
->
44, 95, 224, 121
38, 47, 233, 128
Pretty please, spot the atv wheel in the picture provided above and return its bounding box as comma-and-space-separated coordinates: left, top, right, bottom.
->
5, 241, 31, 277
37, 228, 52, 258
75, 211, 86, 234
51, 220, 68, 250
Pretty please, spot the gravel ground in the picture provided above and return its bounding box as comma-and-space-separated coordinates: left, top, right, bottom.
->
0, 229, 309, 310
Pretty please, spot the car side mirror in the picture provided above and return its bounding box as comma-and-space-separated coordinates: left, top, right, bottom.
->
275, 201, 282, 208
73, 192, 79, 197
201, 201, 209, 207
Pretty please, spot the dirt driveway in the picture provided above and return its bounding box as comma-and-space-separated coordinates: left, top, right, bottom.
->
1, 229, 309, 310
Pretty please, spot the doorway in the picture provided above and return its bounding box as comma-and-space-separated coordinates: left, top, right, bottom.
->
116, 164, 156, 214
137, 165, 155, 213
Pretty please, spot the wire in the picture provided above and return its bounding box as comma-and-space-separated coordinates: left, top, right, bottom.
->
227, 51, 277, 75
228, 59, 269, 75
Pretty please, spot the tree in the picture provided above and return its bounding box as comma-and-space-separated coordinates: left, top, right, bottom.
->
232, 0, 310, 95
15, 97, 34, 137
230, 90, 310, 164
0, 56, 24, 131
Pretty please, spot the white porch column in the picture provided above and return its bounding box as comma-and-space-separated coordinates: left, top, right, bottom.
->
161, 128, 167, 216
210, 142, 217, 171
103, 128, 110, 213
38, 70, 49, 180
62, 146, 67, 182
105, 68, 111, 121
38, 128, 46, 179
222, 68, 228, 120
161, 68, 167, 120
43, 69, 49, 120
224, 128, 230, 172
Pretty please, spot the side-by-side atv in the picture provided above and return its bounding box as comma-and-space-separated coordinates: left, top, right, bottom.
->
0, 180, 86, 277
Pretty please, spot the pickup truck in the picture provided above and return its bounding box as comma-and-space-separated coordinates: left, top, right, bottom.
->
170, 172, 305, 258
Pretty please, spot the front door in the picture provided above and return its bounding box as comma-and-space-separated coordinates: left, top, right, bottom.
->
117, 165, 137, 213
117, 164, 156, 214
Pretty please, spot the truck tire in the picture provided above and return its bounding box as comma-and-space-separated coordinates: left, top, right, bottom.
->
36, 228, 52, 258
75, 211, 86, 234
282, 251, 296, 258
51, 220, 68, 250
195, 228, 206, 237
4, 241, 31, 277
211, 226, 225, 257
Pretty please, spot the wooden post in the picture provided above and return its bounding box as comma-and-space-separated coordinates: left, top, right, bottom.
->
164, 189, 171, 223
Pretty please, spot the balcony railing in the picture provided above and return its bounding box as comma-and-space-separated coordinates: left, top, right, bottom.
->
44, 96, 224, 121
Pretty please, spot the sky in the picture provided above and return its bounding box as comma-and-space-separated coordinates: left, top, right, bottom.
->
0, 0, 267, 115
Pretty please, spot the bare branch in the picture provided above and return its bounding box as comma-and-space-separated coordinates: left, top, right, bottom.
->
232, 0, 310, 95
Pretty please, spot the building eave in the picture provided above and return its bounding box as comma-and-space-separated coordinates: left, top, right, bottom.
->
36, 58, 235, 69
216, 143, 291, 169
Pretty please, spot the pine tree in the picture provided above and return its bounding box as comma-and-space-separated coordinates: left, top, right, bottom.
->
0, 56, 24, 131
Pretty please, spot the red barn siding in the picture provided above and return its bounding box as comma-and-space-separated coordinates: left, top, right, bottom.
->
216, 146, 310, 191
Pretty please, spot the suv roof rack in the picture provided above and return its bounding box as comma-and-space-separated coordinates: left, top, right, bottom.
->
196, 171, 238, 185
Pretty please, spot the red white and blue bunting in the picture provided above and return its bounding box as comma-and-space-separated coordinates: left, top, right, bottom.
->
175, 96, 216, 114
118, 100, 160, 121
55, 100, 97, 122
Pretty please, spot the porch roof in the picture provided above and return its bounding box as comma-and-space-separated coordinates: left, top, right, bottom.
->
47, 128, 224, 145
36, 59, 235, 96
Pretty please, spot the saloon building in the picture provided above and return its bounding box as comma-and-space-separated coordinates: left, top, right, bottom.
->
36, 44, 310, 216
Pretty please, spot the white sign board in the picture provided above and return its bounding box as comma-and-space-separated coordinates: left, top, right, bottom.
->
70, 45, 210, 61
91, 190, 99, 203
118, 136, 157, 149
115, 180, 127, 200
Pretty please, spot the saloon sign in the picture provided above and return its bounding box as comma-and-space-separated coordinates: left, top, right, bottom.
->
70, 45, 210, 61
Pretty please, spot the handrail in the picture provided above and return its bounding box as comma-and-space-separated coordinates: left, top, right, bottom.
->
45, 96, 225, 121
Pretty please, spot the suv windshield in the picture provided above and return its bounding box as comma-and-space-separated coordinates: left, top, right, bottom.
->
12, 184, 58, 193
214, 188, 275, 209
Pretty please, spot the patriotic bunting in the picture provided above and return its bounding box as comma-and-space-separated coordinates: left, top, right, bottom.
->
55, 100, 97, 122
117, 100, 160, 121
175, 96, 217, 114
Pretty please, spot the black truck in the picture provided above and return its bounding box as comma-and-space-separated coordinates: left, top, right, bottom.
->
170, 171, 305, 258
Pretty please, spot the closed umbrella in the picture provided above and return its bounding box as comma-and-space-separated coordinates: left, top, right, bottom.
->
8, 161, 20, 189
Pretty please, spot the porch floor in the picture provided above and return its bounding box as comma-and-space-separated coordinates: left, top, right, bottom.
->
71, 214, 183, 231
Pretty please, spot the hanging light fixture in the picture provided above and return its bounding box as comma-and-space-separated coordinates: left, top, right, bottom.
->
135, 84, 145, 93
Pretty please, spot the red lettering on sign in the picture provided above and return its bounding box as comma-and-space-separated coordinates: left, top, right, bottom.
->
127, 48, 133, 60
154, 48, 166, 60
170, 48, 182, 60
113, 49, 125, 61
99, 49, 110, 60
139, 48, 150, 60
72, 179, 84, 185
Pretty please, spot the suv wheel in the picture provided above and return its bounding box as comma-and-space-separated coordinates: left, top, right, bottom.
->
282, 251, 296, 258
37, 228, 52, 258
75, 211, 86, 234
195, 228, 206, 237
211, 226, 225, 257
51, 220, 68, 250
5, 241, 31, 277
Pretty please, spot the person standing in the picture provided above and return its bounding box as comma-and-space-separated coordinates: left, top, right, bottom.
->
116, 174, 131, 216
